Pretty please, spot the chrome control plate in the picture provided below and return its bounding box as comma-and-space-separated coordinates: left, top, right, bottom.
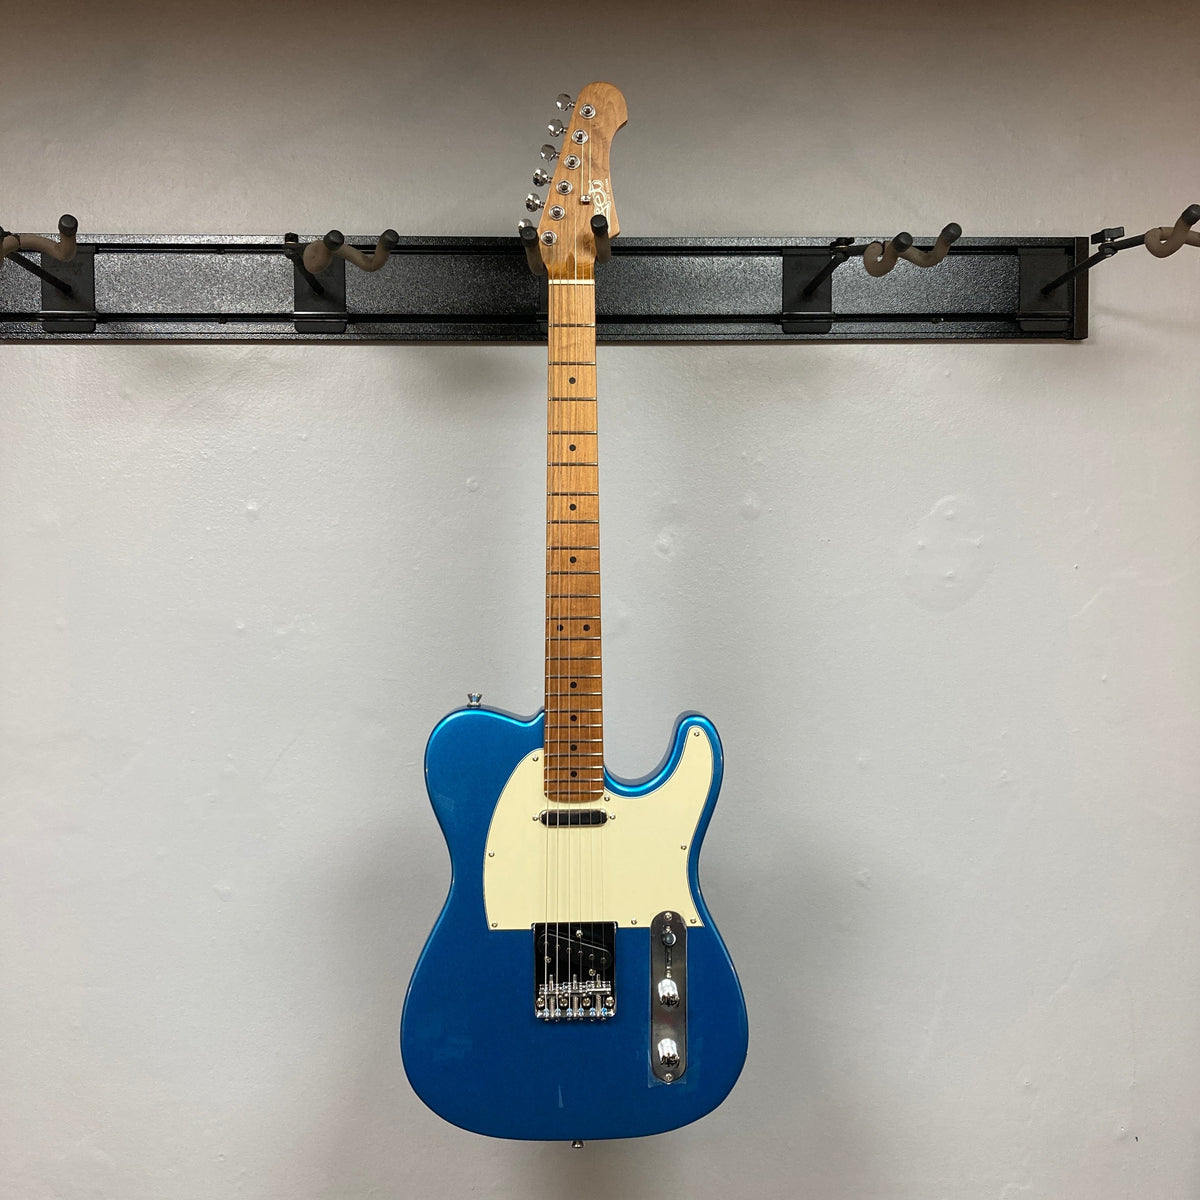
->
650, 910, 688, 1081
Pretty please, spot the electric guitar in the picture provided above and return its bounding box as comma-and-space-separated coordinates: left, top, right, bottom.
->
401, 82, 748, 1142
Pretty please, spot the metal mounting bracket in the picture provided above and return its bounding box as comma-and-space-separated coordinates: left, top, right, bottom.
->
290, 252, 347, 335
39, 247, 96, 334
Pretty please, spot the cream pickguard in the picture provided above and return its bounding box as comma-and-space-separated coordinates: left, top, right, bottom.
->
482, 726, 714, 930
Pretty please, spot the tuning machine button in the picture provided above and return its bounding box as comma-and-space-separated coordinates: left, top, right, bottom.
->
556, 93, 574, 112
539, 143, 559, 162
525, 194, 545, 213
547, 119, 566, 138
532, 168, 551, 187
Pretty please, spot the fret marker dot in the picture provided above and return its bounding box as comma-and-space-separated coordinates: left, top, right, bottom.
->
583, 624, 590, 631
569, 377, 576, 384
570, 715, 577, 722
571, 743, 577, 750
570, 681, 577, 689
570, 771, 577, 778
570, 556, 577, 563
569, 503, 577, 511
568, 444, 576, 451
557, 624, 564, 631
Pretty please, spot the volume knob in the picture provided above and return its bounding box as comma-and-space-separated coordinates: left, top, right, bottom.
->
657, 978, 680, 1008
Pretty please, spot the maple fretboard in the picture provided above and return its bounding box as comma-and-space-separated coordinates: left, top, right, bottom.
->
544, 271, 602, 803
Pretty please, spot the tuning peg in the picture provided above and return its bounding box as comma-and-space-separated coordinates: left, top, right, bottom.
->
547, 119, 566, 138
532, 168, 551, 187
525, 193, 545, 213
540, 143, 559, 162
556, 93, 574, 112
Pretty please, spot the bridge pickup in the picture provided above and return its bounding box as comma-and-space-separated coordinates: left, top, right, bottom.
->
533, 922, 616, 1020
538, 808, 608, 827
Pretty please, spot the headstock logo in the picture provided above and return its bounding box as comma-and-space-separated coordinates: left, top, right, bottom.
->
589, 179, 612, 219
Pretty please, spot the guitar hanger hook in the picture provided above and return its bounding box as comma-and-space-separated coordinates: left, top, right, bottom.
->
0, 213, 78, 267
301, 227, 399, 275
862, 223, 962, 277
1143, 204, 1200, 258
0, 214, 80, 297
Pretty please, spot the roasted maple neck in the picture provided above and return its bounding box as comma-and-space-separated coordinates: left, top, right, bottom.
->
544, 266, 601, 803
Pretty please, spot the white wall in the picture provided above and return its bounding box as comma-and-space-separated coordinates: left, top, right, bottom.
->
2, 2, 1198, 1197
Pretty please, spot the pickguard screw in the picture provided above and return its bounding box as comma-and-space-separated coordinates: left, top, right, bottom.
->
491, 922, 498, 928
488, 850, 495, 857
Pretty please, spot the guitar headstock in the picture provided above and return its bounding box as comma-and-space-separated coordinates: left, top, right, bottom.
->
523, 82, 627, 279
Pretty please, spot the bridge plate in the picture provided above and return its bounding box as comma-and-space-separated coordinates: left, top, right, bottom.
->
533, 922, 616, 1020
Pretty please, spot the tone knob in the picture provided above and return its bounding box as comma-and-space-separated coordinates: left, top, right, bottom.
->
539, 143, 559, 162
657, 1038, 680, 1068
547, 119, 566, 138
556, 93, 574, 112
657, 978, 680, 1008
532, 168, 551, 187
525, 194, 545, 213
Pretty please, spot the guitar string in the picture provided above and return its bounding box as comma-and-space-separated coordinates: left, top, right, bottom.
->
585, 126, 595, 979
593, 130, 606, 970
570, 159, 578, 1004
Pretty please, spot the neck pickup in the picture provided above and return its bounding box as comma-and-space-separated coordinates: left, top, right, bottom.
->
538, 808, 608, 828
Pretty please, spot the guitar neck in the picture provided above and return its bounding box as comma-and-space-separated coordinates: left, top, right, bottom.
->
544, 268, 602, 803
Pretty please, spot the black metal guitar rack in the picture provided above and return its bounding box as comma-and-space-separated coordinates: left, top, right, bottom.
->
0, 231, 1091, 343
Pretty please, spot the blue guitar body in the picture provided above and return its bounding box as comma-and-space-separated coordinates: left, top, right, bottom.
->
401, 706, 748, 1141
